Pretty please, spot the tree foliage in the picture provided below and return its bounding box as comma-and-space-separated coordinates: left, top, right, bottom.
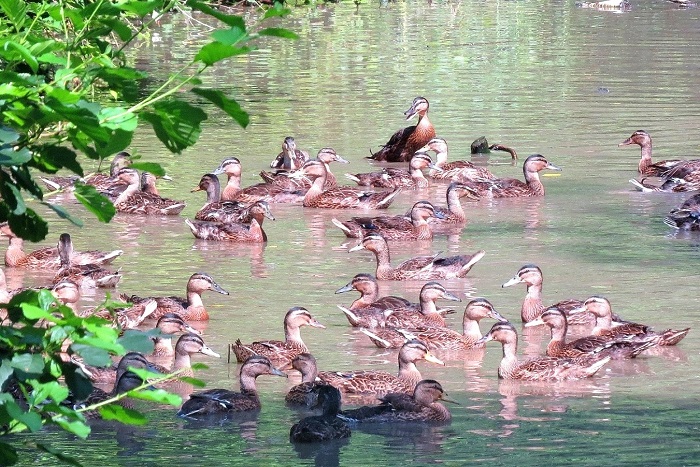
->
0, 0, 296, 464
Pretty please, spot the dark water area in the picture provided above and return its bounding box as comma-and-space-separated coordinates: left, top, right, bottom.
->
8, 0, 700, 465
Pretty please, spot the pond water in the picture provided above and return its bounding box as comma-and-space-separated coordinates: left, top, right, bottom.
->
8, 0, 700, 465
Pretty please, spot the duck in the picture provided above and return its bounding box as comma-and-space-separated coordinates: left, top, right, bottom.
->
332, 200, 442, 240
422, 182, 480, 227
349, 233, 485, 280
381, 281, 461, 330
618, 130, 686, 176
185, 200, 274, 243
417, 137, 498, 181
290, 385, 351, 443
166, 333, 220, 378
192, 173, 247, 223
90, 296, 157, 331
52, 233, 122, 288
341, 379, 454, 423
177, 355, 287, 418
283, 353, 330, 407
212, 157, 304, 204
269, 136, 310, 172
475, 322, 611, 381
296, 160, 401, 209
120, 272, 229, 321
1, 223, 122, 269
571, 296, 690, 346
501, 264, 594, 325
664, 193, 700, 231
369, 97, 436, 162
345, 151, 441, 189
261, 147, 349, 190
473, 154, 561, 198
40, 151, 132, 192
317, 339, 444, 395
230, 307, 326, 366
524, 307, 659, 360
151, 313, 201, 358
334, 273, 413, 311
363, 297, 508, 351
335, 305, 395, 329
112, 168, 186, 215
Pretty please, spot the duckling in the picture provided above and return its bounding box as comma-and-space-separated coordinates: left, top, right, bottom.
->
341, 379, 454, 423
664, 193, 700, 231
317, 339, 444, 395
177, 355, 287, 418
40, 151, 131, 192
151, 313, 201, 358
349, 233, 485, 280
418, 137, 498, 181
212, 157, 304, 204
501, 264, 593, 325
284, 353, 330, 407
185, 200, 274, 243
297, 160, 401, 209
112, 168, 185, 215
345, 151, 441, 189
1, 223, 122, 269
369, 97, 436, 162
261, 147, 349, 190
475, 154, 561, 198
53, 233, 122, 288
364, 298, 508, 350
269, 136, 310, 172
572, 296, 690, 346
334, 273, 412, 311
120, 272, 229, 321
476, 322, 611, 381
524, 307, 659, 360
230, 307, 325, 365
332, 200, 442, 240
290, 385, 351, 443
192, 173, 247, 224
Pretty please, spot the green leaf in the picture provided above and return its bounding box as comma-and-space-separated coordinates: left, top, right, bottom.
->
190, 363, 209, 371
127, 388, 182, 406
20, 303, 54, 321
98, 18, 132, 41
70, 344, 112, 367
98, 404, 148, 425
186, 1, 246, 28
117, 330, 155, 353
10, 353, 45, 376
98, 107, 138, 132
129, 162, 164, 177
5, 400, 43, 432
0, 40, 38, 73
43, 203, 84, 227
195, 42, 252, 66
1, 182, 26, 215
44, 99, 111, 144
257, 28, 298, 40
262, 3, 292, 19
6, 208, 49, 241
178, 376, 206, 388
30, 380, 69, 405
0, 441, 18, 466
54, 416, 91, 438
0, 0, 28, 31
212, 26, 247, 45
191, 88, 249, 128
35, 443, 84, 467
32, 146, 83, 175
0, 146, 32, 166
63, 365, 93, 401
0, 360, 14, 389
73, 183, 115, 223
117, 0, 161, 17
141, 100, 207, 154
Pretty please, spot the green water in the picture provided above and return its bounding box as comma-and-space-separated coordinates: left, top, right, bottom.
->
7, 0, 700, 465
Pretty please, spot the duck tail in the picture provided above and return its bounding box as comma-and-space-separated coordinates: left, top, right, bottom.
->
337, 305, 361, 327
660, 328, 690, 346
628, 178, 655, 192
457, 250, 486, 277
586, 355, 611, 377
360, 329, 392, 349
376, 188, 402, 209
331, 218, 361, 238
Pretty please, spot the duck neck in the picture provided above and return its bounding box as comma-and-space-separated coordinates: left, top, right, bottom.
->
152, 336, 173, 356
352, 290, 378, 309
186, 290, 204, 309
462, 316, 483, 341
592, 313, 613, 336
303, 175, 326, 205
445, 189, 465, 221
414, 222, 433, 240
239, 373, 260, 395
397, 359, 421, 387
410, 167, 429, 188
638, 143, 653, 174
205, 181, 221, 204
417, 113, 431, 132
221, 173, 241, 201
524, 170, 545, 196
498, 340, 519, 379
114, 182, 139, 205
546, 322, 568, 355
371, 247, 394, 280
301, 366, 318, 384
284, 323, 305, 347
172, 350, 193, 375
5, 237, 26, 266
522, 284, 544, 322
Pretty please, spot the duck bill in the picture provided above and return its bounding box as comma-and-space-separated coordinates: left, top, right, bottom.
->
545, 163, 562, 171
348, 243, 366, 253
568, 304, 588, 315
501, 276, 523, 288
404, 103, 419, 121
264, 211, 276, 221
270, 367, 288, 378
212, 166, 225, 175
334, 282, 354, 294
210, 281, 230, 296
200, 345, 221, 358
523, 316, 545, 328
618, 137, 634, 147
441, 291, 462, 302
190, 185, 202, 193
461, 187, 480, 201
334, 155, 350, 164
161, 175, 173, 181
428, 163, 443, 173
433, 210, 446, 220
490, 309, 509, 323
182, 323, 202, 335
441, 395, 460, 405
475, 334, 493, 345
309, 319, 326, 329
424, 352, 445, 366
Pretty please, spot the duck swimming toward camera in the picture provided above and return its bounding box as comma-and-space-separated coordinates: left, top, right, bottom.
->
369, 97, 436, 162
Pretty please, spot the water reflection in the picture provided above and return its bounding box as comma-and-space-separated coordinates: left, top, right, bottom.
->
292, 437, 349, 467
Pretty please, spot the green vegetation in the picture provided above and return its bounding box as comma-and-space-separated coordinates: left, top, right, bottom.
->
0, 0, 296, 464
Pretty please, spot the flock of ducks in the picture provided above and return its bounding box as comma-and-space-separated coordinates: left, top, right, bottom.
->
4, 96, 697, 445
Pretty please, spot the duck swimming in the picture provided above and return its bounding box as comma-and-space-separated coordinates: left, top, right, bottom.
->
349, 233, 485, 280
261, 147, 349, 190
284, 352, 331, 407
212, 157, 304, 204
112, 168, 185, 215
53, 233, 122, 288
472, 154, 561, 198
418, 137, 499, 181
290, 385, 351, 443
345, 151, 441, 189
663, 193, 700, 231
185, 200, 274, 243
332, 200, 442, 240
369, 97, 436, 162
269, 136, 310, 172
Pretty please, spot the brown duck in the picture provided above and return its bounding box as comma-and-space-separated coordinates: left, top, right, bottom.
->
369, 97, 436, 162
